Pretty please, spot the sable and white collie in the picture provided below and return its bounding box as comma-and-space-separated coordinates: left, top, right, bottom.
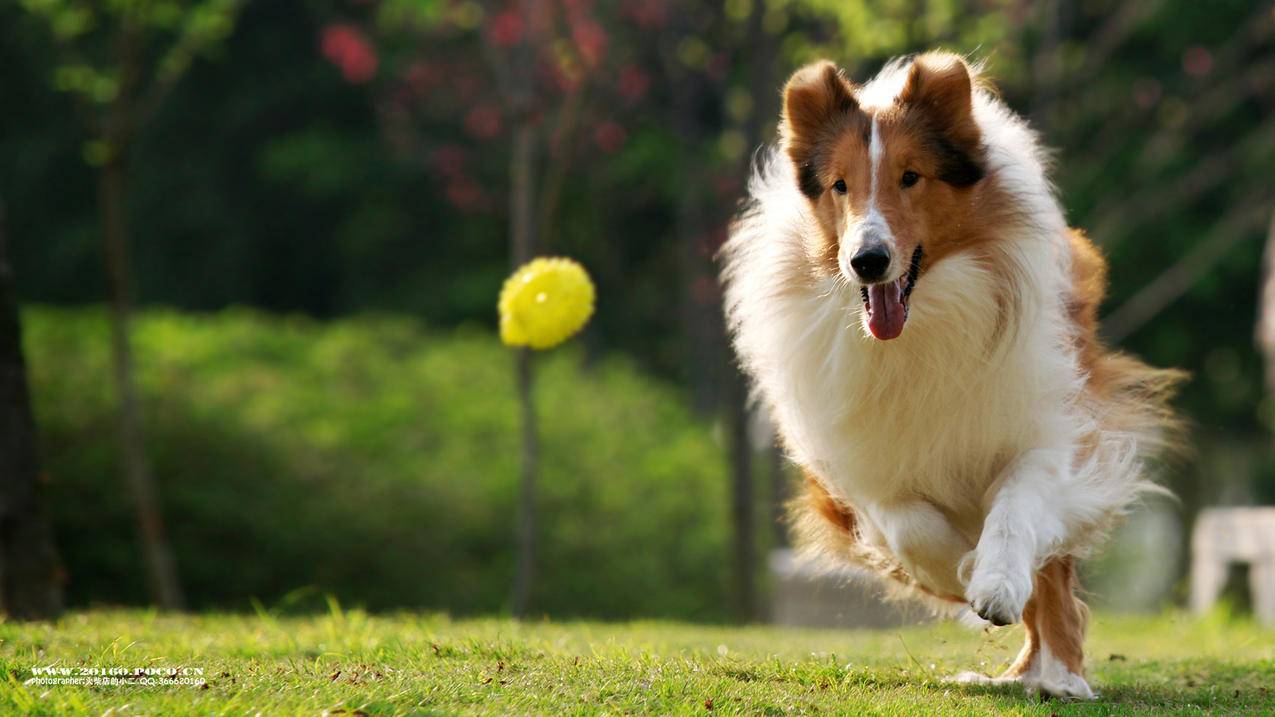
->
720, 52, 1182, 699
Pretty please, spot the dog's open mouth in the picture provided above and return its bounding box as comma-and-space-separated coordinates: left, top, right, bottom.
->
859, 246, 922, 341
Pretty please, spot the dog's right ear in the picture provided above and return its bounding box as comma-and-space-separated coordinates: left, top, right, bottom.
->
781, 61, 859, 198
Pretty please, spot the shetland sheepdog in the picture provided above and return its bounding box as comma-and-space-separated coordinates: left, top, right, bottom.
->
720, 52, 1182, 699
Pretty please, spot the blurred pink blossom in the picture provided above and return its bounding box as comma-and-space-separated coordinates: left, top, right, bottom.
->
320, 24, 379, 84
1183, 46, 1212, 77
432, 145, 468, 176
623, 0, 666, 29
405, 61, 440, 95
593, 121, 627, 153
618, 65, 650, 103
465, 105, 503, 139
488, 10, 525, 47
1132, 77, 1162, 109
447, 177, 486, 211
570, 19, 607, 67
541, 58, 582, 94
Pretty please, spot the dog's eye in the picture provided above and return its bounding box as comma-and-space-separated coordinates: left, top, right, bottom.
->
900, 170, 920, 188
833, 179, 847, 194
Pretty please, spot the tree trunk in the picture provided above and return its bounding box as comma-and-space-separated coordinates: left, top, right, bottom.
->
511, 345, 538, 617
98, 154, 184, 611
504, 32, 535, 614
0, 200, 63, 620
768, 422, 788, 548
740, 0, 784, 557
1255, 210, 1275, 393
727, 375, 757, 621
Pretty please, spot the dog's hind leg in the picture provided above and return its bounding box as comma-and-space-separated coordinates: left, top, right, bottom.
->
951, 556, 1094, 700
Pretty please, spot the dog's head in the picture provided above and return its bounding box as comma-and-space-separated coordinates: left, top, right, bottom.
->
781, 52, 987, 340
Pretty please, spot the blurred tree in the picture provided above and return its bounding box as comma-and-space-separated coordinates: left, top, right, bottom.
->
7, 0, 1275, 612
18, 0, 245, 610
353, 0, 1025, 621
0, 201, 63, 620
25, 308, 733, 619
491, 0, 545, 619
365, 0, 637, 617
1257, 213, 1275, 393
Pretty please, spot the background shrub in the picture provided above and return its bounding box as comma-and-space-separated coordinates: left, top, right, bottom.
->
25, 307, 731, 620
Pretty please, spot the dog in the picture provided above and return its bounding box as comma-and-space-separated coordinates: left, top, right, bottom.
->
719, 52, 1183, 699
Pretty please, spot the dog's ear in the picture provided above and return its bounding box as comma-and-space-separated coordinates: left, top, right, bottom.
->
897, 53, 984, 187
782, 61, 859, 198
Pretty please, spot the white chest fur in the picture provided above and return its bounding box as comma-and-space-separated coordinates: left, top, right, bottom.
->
734, 237, 1080, 538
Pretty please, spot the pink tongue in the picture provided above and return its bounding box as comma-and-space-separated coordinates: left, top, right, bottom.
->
867, 283, 906, 340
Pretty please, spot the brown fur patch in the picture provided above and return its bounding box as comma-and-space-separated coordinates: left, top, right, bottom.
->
1004, 557, 1088, 678
781, 61, 867, 200
894, 53, 985, 187
1068, 229, 1187, 452
780, 61, 871, 275
801, 472, 856, 534
790, 473, 966, 605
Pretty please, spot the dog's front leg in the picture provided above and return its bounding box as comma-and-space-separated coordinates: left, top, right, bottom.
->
863, 500, 973, 600
966, 446, 1072, 626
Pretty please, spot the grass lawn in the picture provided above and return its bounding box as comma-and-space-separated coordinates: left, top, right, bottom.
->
1, 608, 1272, 715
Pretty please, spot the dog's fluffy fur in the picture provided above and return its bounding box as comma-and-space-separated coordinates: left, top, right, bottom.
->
720, 52, 1183, 699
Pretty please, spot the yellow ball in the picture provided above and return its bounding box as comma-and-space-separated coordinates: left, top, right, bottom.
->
498, 257, 595, 350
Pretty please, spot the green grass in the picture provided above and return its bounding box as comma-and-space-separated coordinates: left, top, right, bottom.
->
1, 609, 1272, 715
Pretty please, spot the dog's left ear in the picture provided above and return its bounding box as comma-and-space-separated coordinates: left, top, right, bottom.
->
781, 61, 860, 199
897, 53, 985, 187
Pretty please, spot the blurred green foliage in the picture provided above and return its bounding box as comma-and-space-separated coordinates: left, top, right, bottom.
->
25, 307, 731, 619
5, 0, 1275, 615
5, 1, 1269, 444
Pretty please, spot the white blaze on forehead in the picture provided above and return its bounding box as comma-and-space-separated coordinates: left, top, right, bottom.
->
869, 117, 884, 195
838, 116, 897, 280
863, 118, 893, 246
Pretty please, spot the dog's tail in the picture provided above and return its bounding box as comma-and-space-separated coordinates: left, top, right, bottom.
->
1068, 229, 1187, 459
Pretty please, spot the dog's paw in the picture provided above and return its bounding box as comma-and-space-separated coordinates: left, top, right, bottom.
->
945, 670, 1096, 701
943, 671, 995, 685
1025, 671, 1096, 701
965, 563, 1032, 626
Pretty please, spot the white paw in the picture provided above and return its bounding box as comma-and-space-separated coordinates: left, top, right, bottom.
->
965, 563, 1032, 626
944, 671, 996, 685
1024, 672, 1096, 701
945, 671, 1096, 701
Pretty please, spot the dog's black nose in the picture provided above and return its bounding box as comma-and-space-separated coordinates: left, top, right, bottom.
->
850, 245, 891, 282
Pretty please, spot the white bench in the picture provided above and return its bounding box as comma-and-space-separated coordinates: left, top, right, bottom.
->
1190, 507, 1275, 624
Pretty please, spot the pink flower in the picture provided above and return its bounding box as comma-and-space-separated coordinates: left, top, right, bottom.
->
1132, 78, 1162, 109
1182, 46, 1212, 77
570, 19, 607, 67
623, 0, 666, 29
405, 61, 439, 95
320, 24, 378, 84
431, 145, 467, 176
618, 65, 649, 103
465, 105, 503, 139
447, 177, 486, 211
593, 121, 626, 153
488, 10, 524, 48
